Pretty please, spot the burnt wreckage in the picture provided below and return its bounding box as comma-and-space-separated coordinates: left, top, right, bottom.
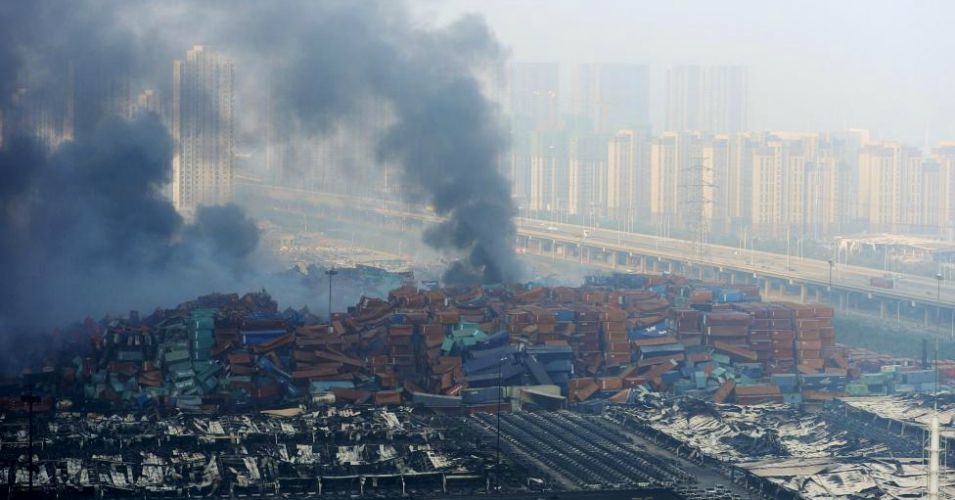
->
0, 407, 505, 498
3, 272, 953, 498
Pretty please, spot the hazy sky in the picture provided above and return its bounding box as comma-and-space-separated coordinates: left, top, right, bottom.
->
416, 0, 955, 147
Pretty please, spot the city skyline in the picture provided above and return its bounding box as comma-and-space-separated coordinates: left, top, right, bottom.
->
6, 44, 955, 241
3, 2, 955, 245
0, 4, 951, 322
508, 126, 955, 241
419, 0, 955, 147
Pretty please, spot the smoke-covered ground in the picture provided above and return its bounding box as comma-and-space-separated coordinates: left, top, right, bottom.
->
0, 1, 521, 367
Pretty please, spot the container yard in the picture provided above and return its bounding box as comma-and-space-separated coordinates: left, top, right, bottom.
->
2, 269, 954, 498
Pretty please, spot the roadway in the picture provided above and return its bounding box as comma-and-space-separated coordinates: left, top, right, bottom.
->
518, 218, 953, 307
237, 180, 953, 310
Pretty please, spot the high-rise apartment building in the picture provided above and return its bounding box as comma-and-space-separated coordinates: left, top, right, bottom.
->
665, 65, 748, 134
649, 131, 708, 233
573, 64, 650, 134
606, 130, 650, 230
509, 62, 560, 133
932, 143, 955, 236
702, 133, 751, 234
748, 132, 828, 237
749, 140, 784, 232
172, 45, 234, 216
527, 131, 568, 214
858, 142, 922, 232
567, 134, 607, 222
808, 136, 851, 237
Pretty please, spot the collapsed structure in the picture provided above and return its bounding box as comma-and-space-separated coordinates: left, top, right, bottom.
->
607, 392, 955, 498
4, 270, 955, 498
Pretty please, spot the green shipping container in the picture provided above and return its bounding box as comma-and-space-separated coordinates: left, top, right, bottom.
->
846, 383, 869, 396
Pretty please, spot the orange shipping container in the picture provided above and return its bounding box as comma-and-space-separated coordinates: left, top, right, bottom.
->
597, 377, 624, 391
798, 339, 823, 350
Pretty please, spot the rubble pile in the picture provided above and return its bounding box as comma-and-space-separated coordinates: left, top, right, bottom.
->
8, 271, 952, 411
607, 396, 955, 499
0, 407, 498, 497
841, 393, 955, 443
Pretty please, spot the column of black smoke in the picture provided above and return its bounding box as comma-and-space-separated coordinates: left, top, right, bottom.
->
216, 1, 522, 285
0, 3, 260, 342
0, 115, 260, 328
0, 0, 523, 343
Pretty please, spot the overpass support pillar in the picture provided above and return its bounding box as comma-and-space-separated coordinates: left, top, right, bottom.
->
925, 307, 931, 327
638, 256, 646, 273
814, 289, 822, 302
800, 284, 807, 303
729, 272, 736, 285
879, 300, 887, 319
611, 250, 617, 269
650, 259, 658, 273
763, 279, 771, 299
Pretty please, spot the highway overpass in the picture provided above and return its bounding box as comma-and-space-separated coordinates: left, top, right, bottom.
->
516, 219, 955, 330
239, 181, 955, 333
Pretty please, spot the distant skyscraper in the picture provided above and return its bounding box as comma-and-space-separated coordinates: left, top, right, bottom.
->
665, 65, 748, 134
527, 131, 568, 214
649, 131, 707, 232
509, 62, 560, 133
606, 130, 650, 229
172, 45, 234, 216
702, 134, 735, 233
933, 143, 955, 237
574, 64, 650, 133
567, 134, 607, 221
858, 141, 922, 232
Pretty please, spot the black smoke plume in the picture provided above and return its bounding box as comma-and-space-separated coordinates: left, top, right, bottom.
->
0, 0, 521, 344
211, 1, 521, 285
0, 3, 261, 348
0, 115, 260, 333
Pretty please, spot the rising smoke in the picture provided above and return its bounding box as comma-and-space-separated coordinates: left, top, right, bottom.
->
212, 1, 521, 285
0, 114, 261, 331
0, 0, 520, 340
0, 2, 262, 341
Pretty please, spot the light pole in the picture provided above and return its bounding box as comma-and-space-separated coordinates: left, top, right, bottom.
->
937, 273, 943, 334
786, 229, 791, 269
934, 271, 943, 410
21, 382, 39, 494
326, 267, 338, 332
495, 356, 505, 491
828, 259, 834, 303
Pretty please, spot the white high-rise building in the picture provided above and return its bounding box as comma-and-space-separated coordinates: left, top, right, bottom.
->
858, 141, 923, 232
607, 130, 650, 230
172, 45, 234, 216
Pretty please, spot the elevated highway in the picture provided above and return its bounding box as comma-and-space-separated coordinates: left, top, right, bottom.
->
518, 219, 955, 331
239, 181, 955, 332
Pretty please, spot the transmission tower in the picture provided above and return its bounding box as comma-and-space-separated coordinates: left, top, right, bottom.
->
680, 156, 716, 265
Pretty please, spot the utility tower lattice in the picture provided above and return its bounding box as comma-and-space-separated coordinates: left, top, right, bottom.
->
680, 156, 717, 263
